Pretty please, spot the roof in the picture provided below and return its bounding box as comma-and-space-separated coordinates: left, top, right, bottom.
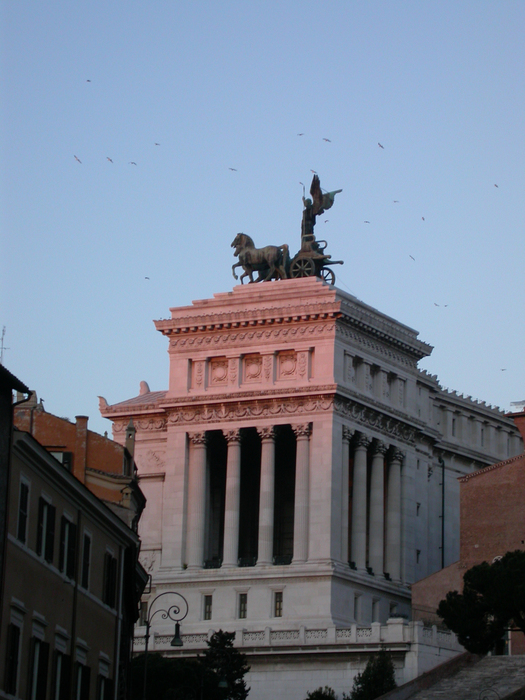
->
459, 451, 525, 483
100, 390, 167, 413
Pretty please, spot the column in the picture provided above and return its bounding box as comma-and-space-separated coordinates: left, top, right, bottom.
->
292, 423, 311, 564
350, 433, 370, 571
369, 440, 387, 576
257, 426, 276, 565
222, 429, 242, 568
186, 432, 208, 570
341, 427, 354, 564
385, 449, 403, 582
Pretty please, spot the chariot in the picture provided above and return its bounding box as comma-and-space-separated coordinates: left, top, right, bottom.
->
288, 239, 344, 285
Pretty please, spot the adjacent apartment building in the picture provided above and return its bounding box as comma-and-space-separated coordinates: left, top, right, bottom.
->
1, 374, 148, 700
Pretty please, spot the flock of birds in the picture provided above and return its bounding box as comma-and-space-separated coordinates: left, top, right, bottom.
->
72, 81, 503, 317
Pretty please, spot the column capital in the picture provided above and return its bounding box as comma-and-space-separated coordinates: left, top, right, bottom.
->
223, 428, 242, 444
342, 426, 354, 443
188, 431, 208, 446
354, 433, 370, 450
372, 439, 388, 456
291, 423, 311, 439
257, 426, 276, 442
391, 449, 405, 464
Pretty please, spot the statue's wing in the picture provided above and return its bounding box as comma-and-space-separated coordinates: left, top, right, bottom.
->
322, 189, 343, 212
310, 174, 324, 216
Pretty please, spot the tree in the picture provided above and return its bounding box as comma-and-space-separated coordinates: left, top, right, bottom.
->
305, 687, 337, 700
200, 630, 250, 700
344, 649, 396, 700
437, 550, 525, 655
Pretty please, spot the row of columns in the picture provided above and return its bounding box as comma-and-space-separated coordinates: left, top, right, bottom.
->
186, 424, 311, 570
344, 428, 403, 581
186, 425, 403, 581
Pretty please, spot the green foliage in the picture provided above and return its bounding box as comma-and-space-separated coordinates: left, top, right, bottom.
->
344, 649, 396, 700
437, 550, 525, 655
200, 630, 250, 700
130, 654, 202, 700
306, 687, 337, 700
130, 631, 250, 700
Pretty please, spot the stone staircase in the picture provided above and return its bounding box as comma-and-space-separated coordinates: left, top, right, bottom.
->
380, 656, 525, 700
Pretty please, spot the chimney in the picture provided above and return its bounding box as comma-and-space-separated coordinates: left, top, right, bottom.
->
74, 416, 89, 483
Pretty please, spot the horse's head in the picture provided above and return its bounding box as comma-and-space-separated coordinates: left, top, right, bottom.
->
231, 232, 254, 257
231, 232, 244, 254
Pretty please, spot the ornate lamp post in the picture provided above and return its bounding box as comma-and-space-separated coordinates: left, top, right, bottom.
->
141, 591, 189, 700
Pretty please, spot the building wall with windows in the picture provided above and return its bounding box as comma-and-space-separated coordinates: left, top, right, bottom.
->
0, 429, 147, 700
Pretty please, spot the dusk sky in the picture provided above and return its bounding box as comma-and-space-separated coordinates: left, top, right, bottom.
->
2, 1, 524, 436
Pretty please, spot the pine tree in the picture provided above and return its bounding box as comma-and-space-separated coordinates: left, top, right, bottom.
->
344, 649, 396, 700
200, 630, 250, 700
306, 687, 337, 700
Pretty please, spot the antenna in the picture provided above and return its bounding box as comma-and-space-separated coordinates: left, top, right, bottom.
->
0, 327, 9, 365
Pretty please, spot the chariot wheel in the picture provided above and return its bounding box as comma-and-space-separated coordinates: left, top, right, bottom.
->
320, 267, 335, 285
290, 257, 316, 278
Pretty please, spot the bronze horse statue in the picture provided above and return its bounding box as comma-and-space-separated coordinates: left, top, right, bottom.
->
231, 233, 289, 283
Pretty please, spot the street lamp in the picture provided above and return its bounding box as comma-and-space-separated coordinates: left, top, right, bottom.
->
141, 591, 189, 700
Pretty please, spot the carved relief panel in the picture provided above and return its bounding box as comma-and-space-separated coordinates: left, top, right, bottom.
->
277, 351, 297, 380
210, 357, 228, 387
243, 354, 262, 384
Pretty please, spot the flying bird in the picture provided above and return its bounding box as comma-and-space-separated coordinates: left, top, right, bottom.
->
494, 184, 499, 188
74, 155, 82, 163
421, 216, 425, 221
310, 169, 317, 174
324, 219, 329, 223
107, 157, 113, 163
297, 133, 304, 136
434, 303, 440, 306
393, 200, 399, 203
364, 221, 370, 224
86, 79, 91, 82
154, 142, 160, 146
129, 162, 137, 165
145, 277, 150, 280
228, 167, 237, 171
323, 138, 331, 142
378, 143, 384, 149
501, 368, 507, 371
409, 255, 415, 261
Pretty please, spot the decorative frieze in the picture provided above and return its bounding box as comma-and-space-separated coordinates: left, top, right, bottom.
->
169, 322, 336, 349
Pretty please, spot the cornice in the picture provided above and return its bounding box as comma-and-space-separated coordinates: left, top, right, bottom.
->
155, 303, 341, 338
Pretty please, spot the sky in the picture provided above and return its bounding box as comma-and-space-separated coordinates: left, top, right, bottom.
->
2, 1, 524, 437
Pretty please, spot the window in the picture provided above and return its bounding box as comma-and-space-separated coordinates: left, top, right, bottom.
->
75, 663, 91, 700
238, 593, 247, 619
274, 591, 283, 618
36, 498, 56, 563
59, 517, 77, 579
139, 602, 148, 626
97, 675, 113, 700
17, 480, 29, 543
203, 595, 212, 621
372, 599, 380, 623
416, 549, 421, 564
389, 603, 398, 618
4, 623, 21, 695
353, 594, 360, 622
103, 553, 118, 608
50, 452, 73, 471
52, 651, 71, 700
28, 638, 50, 700
81, 533, 91, 590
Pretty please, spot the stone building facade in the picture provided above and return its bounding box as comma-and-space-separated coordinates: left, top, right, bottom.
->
100, 277, 522, 697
